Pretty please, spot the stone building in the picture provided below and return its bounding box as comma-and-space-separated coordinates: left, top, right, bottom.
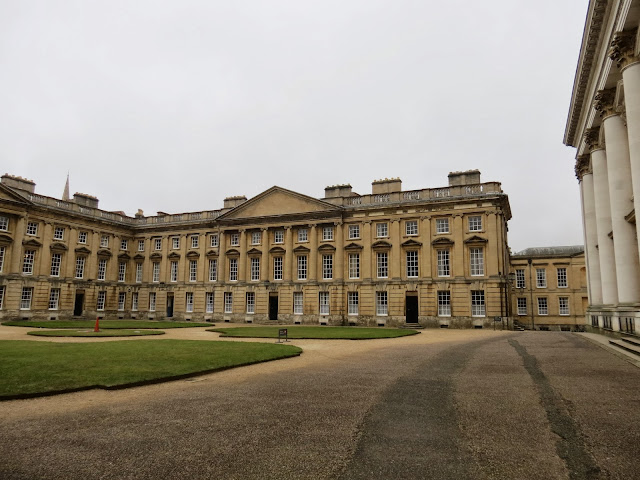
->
564, 0, 640, 335
510, 246, 588, 331
0, 170, 513, 328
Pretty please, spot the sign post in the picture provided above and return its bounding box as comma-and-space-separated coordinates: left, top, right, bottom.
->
277, 328, 288, 343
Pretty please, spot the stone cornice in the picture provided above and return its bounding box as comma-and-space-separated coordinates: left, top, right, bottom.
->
608, 28, 639, 70
564, 0, 609, 146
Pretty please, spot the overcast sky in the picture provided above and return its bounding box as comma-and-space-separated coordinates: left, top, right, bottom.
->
0, 0, 587, 252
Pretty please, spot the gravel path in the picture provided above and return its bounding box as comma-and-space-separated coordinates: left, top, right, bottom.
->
0, 327, 638, 479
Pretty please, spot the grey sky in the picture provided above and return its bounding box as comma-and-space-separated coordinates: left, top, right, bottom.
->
0, 0, 586, 252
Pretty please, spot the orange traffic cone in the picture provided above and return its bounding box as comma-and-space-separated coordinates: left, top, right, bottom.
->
94, 317, 100, 332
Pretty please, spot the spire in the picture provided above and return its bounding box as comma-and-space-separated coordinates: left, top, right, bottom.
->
62, 173, 70, 201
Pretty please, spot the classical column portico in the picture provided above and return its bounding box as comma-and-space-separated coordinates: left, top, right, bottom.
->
576, 156, 603, 305
610, 29, 640, 268
594, 89, 640, 304
585, 128, 618, 305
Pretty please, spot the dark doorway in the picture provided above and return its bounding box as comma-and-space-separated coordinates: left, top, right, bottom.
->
166, 293, 174, 318
269, 295, 278, 320
406, 295, 418, 323
73, 292, 84, 316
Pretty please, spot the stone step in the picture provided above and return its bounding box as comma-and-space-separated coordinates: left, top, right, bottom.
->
401, 323, 425, 330
621, 336, 640, 347
609, 339, 640, 357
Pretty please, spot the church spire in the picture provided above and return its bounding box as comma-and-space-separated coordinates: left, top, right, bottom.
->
62, 173, 70, 201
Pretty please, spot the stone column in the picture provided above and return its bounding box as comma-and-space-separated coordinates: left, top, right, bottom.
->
362, 221, 372, 280
261, 228, 269, 281
238, 230, 247, 282
284, 226, 293, 281
576, 156, 603, 306
218, 230, 227, 283
584, 127, 618, 306
390, 219, 401, 279
334, 222, 344, 281
594, 88, 640, 304
309, 224, 317, 281
611, 30, 640, 277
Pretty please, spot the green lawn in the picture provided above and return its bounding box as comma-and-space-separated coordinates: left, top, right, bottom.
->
209, 326, 419, 339
27, 329, 165, 337
0, 339, 301, 398
3, 320, 211, 329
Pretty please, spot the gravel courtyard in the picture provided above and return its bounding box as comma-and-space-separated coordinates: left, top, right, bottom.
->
0, 328, 638, 479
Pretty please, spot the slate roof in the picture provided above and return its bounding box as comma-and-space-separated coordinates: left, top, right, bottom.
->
512, 246, 584, 258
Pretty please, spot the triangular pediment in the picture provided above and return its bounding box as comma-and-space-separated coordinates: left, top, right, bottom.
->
0, 184, 33, 205
22, 238, 42, 247
220, 186, 342, 220
402, 239, 423, 248
344, 242, 363, 251
432, 237, 454, 246
50, 242, 69, 252
75, 246, 91, 255
464, 235, 488, 244
0, 233, 13, 245
372, 240, 392, 250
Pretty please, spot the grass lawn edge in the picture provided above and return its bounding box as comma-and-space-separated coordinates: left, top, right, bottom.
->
207, 327, 421, 340
26, 329, 166, 337
0, 349, 302, 402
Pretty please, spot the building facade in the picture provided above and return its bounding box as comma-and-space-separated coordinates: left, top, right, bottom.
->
510, 247, 588, 331
565, 0, 640, 335
0, 171, 513, 328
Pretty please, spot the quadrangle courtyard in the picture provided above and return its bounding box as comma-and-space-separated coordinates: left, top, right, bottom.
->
0, 326, 638, 480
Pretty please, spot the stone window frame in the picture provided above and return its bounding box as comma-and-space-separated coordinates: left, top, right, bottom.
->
26, 221, 38, 236
437, 291, 451, 317
435, 218, 449, 234
376, 291, 388, 316
517, 297, 527, 315
468, 215, 483, 232
96, 291, 106, 311
246, 292, 255, 314
437, 249, 450, 277
406, 250, 419, 278
186, 292, 194, 313
348, 291, 359, 315
537, 297, 548, 316
376, 222, 388, 238
405, 220, 418, 236
50, 252, 62, 277
471, 290, 485, 317
48, 288, 60, 310
319, 291, 330, 315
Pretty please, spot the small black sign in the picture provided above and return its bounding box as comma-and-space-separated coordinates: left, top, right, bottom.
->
277, 328, 289, 343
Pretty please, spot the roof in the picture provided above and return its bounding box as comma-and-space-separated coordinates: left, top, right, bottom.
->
512, 246, 584, 258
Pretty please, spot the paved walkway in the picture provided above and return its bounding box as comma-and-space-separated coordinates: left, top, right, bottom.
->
0, 327, 638, 479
